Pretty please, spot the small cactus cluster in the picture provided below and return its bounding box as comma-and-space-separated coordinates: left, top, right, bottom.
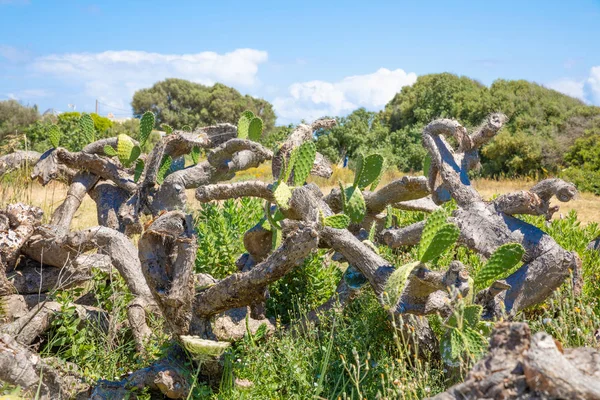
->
271, 141, 317, 211
384, 208, 460, 309
338, 153, 385, 224
237, 110, 263, 142
432, 302, 489, 367
474, 243, 524, 290
104, 111, 154, 182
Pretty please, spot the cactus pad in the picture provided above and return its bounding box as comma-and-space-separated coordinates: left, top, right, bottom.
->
292, 141, 316, 186
383, 261, 420, 309
248, 117, 263, 142
474, 243, 524, 289
237, 111, 254, 139
79, 113, 95, 144
356, 153, 384, 190
352, 154, 364, 188
417, 208, 449, 261
180, 336, 230, 361
423, 154, 432, 175
140, 111, 155, 145
160, 123, 173, 135
419, 223, 460, 263
190, 146, 200, 165
103, 145, 117, 157
344, 186, 366, 223
134, 159, 144, 183
48, 124, 61, 148
117, 134, 135, 167
323, 214, 350, 229
273, 181, 292, 210
157, 155, 172, 184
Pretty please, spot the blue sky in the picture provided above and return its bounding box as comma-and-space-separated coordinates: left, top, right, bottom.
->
1, 0, 599, 124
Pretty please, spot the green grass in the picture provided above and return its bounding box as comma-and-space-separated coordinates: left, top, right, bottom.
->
2, 192, 600, 399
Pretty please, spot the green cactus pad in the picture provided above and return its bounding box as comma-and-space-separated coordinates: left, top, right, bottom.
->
292, 141, 316, 186
140, 111, 155, 145
440, 329, 463, 367
103, 145, 117, 157
180, 335, 230, 361
271, 227, 282, 250
417, 208, 449, 261
157, 155, 172, 184
190, 146, 200, 165
344, 186, 366, 224
248, 117, 263, 142
463, 305, 483, 328
117, 134, 135, 167
237, 113, 252, 139
352, 153, 364, 188
356, 153, 384, 190
419, 223, 460, 263
134, 159, 144, 183
474, 243, 524, 289
79, 113, 95, 144
383, 261, 420, 309
241, 110, 255, 120
181, 125, 192, 132
385, 205, 394, 228
280, 155, 295, 184
273, 181, 292, 210
48, 124, 61, 148
323, 214, 350, 229
129, 145, 141, 166
160, 123, 172, 135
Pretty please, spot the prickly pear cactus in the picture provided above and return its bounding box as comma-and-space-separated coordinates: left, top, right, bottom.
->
237, 111, 255, 139
248, 117, 263, 142
79, 113, 95, 145
343, 186, 366, 224
181, 125, 192, 132
273, 182, 292, 210
134, 159, 144, 183
139, 111, 154, 146
439, 303, 488, 367
180, 336, 230, 361
352, 154, 364, 188
190, 146, 200, 165
104, 145, 117, 157
160, 123, 173, 135
474, 243, 524, 289
418, 208, 449, 261
419, 223, 460, 263
117, 134, 134, 166
48, 124, 61, 148
323, 214, 350, 229
291, 141, 316, 186
356, 153, 384, 190
157, 155, 172, 184
383, 261, 420, 309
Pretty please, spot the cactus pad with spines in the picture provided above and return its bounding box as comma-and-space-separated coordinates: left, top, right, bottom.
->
292, 141, 316, 185
419, 223, 460, 263
160, 123, 173, 135
273, 182, 292, 210
181, 125, 192, 132
134, 159, 144, 183
48, 124, 61, 148
117, 134, 135, 167
352, 153, 364, 188
474, 243, 524, 289
140, 112, 155, 145
79, 113, 95, 145
344, 186, 366, 223
248, 117, 263, 142
157, 155, 172, 184
103, 145, 117, 157
237, 111, 254, 139
356, 153, 384, 190
190, 146, 200, 165
383, 261, 420, 309
323, 214, 351, 229
417, 208, 449, 261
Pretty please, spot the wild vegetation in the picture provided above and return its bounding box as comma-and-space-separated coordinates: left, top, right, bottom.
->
0, 76, 600, 399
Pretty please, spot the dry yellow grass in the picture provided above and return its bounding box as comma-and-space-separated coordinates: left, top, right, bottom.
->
2, 165, 598, 228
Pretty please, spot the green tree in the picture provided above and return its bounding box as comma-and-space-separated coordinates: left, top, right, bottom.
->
131, 79, 276, 133
0, 100, 40, 148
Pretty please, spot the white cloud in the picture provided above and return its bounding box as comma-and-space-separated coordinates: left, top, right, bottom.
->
588, 66, 600, 104
546, 79, 586, 101
0, 45, 31, 62
273, 68, 417, 123
29, 49, 268, 112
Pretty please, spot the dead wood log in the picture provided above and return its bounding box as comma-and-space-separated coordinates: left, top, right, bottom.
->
429, 322, 600, 400
0, 333, 89, 399
0, 150, 41, 175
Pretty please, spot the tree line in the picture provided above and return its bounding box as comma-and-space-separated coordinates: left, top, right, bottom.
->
1, 74, 599, 193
